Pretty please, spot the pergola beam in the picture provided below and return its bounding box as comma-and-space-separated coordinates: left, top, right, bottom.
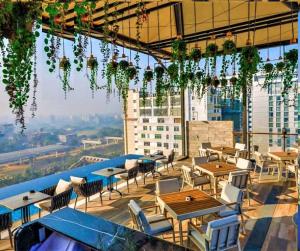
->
173, 3, 184, 37
149, 11, 297, 49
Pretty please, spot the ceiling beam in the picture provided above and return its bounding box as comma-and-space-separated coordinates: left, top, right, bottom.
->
173, 3, 184, 37
149, 11, 297, 49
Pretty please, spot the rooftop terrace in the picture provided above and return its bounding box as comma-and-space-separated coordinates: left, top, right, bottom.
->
0, 157, 297, 251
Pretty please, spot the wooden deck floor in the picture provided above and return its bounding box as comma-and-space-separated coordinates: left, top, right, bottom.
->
0, 158, 297, 251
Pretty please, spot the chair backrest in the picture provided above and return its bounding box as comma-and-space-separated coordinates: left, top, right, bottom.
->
205, 215, 240, 251
156, 178, 180, 196
181, 165, 193, 185
228, 170, 249, 189
127, 165, 139, 179
235, 143, 246, 150
236, 158, 251, 170
220, 184, 243, 213
74, 179, 103, 197
128, 200, 151, 234
125, 159, 139, 170
199, 148, 208, 157
51, 187, 73, 212
163, 149, 175, 163
235, 150, 248, 159
268, 146, 283, 152
138, 160, 155, 173
0, 212, 12, 231
288, 147, 299, 153
201, 142, 212, 149
192, 156, 207, 167
253, 151, 264, 167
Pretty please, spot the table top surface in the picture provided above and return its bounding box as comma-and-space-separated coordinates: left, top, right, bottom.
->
208, 146, 236, 155
92, 167, 125, 177
196, 161, 238, 176
268, 151, 298, 159
0, 191, 50, 211
139, 155, 165, 161
158, 190, 223, 217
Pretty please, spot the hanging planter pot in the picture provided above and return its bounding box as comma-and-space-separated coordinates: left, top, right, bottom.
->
143, 66, 154, 82
205, 75, 212, 86
264, 63, 274, 73
59, 56, 72, 94
221, 78, 228, 87
284, 49, 298, 65
276, 62, 285, 72
87, 54, 98, 69
190, 48, 202, 62
154, 65, 165, 78
230, 76, 238, 86
212, 76, 220, 88
127, 64, 137, 80
118, 59, 129, 71
223, 40, 236, 55
195, 71, 204, 81
206, 43, 218, 57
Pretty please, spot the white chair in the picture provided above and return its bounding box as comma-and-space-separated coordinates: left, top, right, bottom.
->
235, 143, 246, 150
199, 143, 219, 162
181, 165, 211, 191
227, 150, 248, 164
253, 151, 279, 181
192, 156, 208, 175
187, 215, 241, 251
128, 200, 175, 242
219, 170, 251, 205
213, 184, 245, 233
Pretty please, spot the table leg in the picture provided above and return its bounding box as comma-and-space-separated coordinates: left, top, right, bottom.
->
213, 177, 218, 197
278, 161, 284, 181
179, 220, 183, 245
21, 206, 30, 224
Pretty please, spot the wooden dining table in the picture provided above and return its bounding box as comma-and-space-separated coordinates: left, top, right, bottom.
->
157, 189, 224, 245
195, 161, 238, 195
268, 151, 298, 181
207, 146, 236, 160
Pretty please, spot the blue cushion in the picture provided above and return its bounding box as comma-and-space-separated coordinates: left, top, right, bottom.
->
138, 210, 151, 234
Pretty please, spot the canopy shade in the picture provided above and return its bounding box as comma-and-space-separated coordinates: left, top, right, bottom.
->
42, 0, 299, 59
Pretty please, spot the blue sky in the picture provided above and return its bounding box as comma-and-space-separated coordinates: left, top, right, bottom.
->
0, 30, 296, 124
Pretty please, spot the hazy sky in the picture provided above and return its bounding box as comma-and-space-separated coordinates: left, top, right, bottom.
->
0, 30, 296, 126
0, 31, 156, 123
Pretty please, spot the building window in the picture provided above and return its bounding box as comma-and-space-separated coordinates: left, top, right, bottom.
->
173, 143, 179, 148
166, 135, 169, 140
166, 126, 169, 131
143, 126, 147, 130
144, 149, 150, 154
155, 134, 161, 139
157, 126, 164, 131
158, 118, 165, 123
174, 126, 180, 132
144, 142, 150, 146
133, 100, 136, 103
141, 133, 145, 138
157, 142, 162, 147
143, 118, 149, 123
174, 135, 182, 140
174, 118, 181, 123
163, 143, 169, 149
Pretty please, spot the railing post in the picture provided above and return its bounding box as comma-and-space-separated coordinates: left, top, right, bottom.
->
247, 132, 251, 159
282, 128, 287, 152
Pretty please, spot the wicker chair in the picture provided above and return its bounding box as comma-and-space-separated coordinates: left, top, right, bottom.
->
72, 179, 103, 212
0, 211, 13, 248
115, 166, 139, 193
158, 149, 175, 172
138, 160, 156, 184
36, 185, 73, 217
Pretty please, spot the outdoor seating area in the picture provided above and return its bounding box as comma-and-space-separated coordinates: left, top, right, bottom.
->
0, 145, 298, 250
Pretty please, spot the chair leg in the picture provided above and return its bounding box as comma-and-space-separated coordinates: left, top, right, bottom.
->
247, 188, 251, 206
74, 195, 78, 209
143, 174, 146, 185
172, 230, 176, 243
99, 191, 103, 205
181, 181, 185, 191
38, 209, 41, 218
240, 213, 246, 234
135, 177, 138, 187
85, 197, 88, 213
8, 227, 13, 248
127, 180, 129, 193
237, 240, 242, 251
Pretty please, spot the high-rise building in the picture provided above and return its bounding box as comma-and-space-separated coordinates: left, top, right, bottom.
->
124, 89, 222, 155
249, 73, 299, 152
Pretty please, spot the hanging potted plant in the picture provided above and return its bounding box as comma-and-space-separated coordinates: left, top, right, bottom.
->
1, 1, 41, 131
223, 40, 236, 55
206, 43, 218, 75
59, 55, 72, 95
262, 63, 275, 88
282, 49, 298, 96
154, 65, 165, 107
87, 54, 99, 94
212, 76, 220, 88
106, 60, 118, 93
190, 48, 202, 62
172, 39, 187, 62
126, 63, 137, 80
276, 61, 285, 72
141, 66, 153, 104
167, 63, 179, 86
